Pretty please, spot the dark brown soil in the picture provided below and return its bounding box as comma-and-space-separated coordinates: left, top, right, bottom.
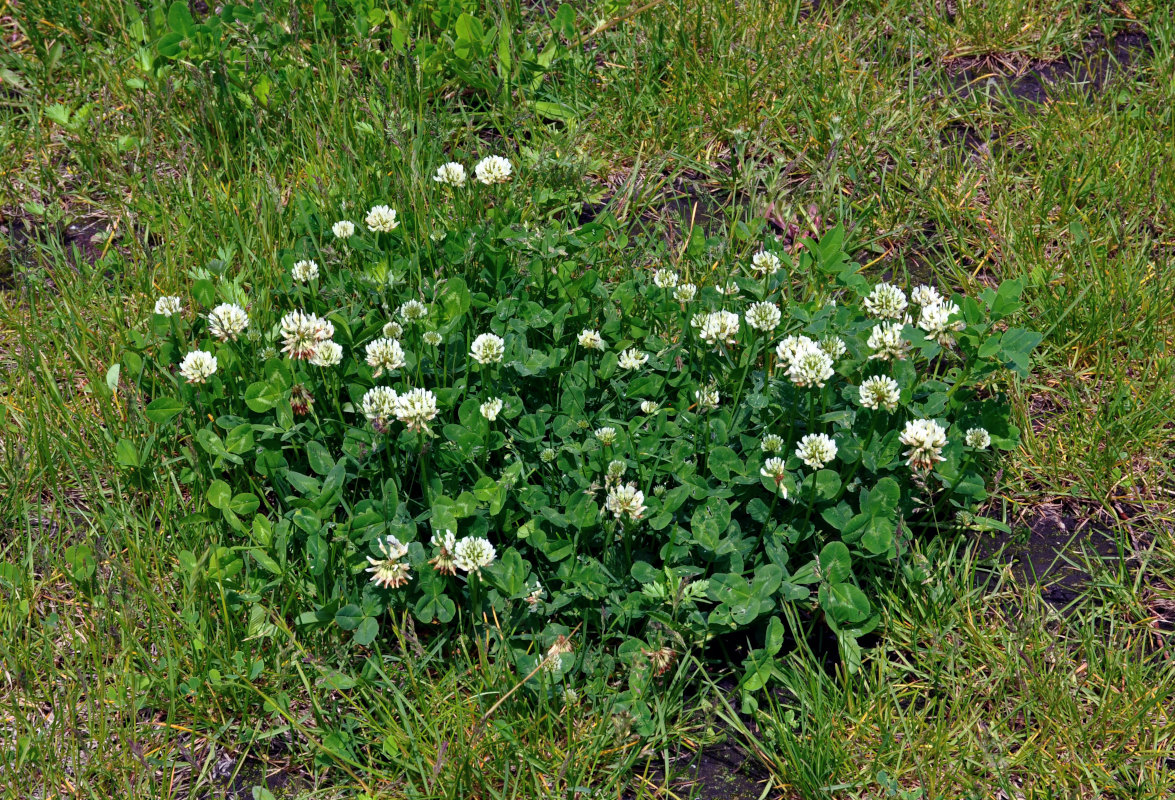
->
627, 738, 775, 800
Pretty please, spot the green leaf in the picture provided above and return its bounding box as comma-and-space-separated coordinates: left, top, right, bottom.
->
335, 605, 362, 631
63, 545, 96, 582
145, 397, 184, 424
167, 1, 195, 35
207, 480, 232, 510
245, 381, 282, 413
228, 493, 260, 516
114, 438, 141, 468
248, 549, 282, 575
305, 440, 335, 475
353, 616, 379, 646
818, 542, 852, 583
224, 423, 254, 455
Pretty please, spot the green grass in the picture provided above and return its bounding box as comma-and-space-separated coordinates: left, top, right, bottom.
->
2, 0, 1174, 797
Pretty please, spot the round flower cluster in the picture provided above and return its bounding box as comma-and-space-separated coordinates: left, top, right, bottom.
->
745, 301, 781, 332
618, 349, 648, 370
362, 386, 399, 431
480, 397, 503, 421
332, 220, 355, 239
605, 483, 646, 521
652, 268, 679, 289
470, 332, 505, 365
751, 250, 782, 277
365, 337, 406, 377
867, 321, 909, 361
309, 340, 343, 367
900, 419, 948, 471
395, 387, 439, 434
779, 336, 835, 388
207, 303, 249, 341
291, 259, 319, 284
859, 375, 900, 412
673, 283, 697, 303
367, 535, 411, 589
594, 426, 618, 445
399, 300, 428, 322
453, 536, 496, 574
695, 310, 741, 349
917, 299, 964, 346
795, 433, 837, 470
281, 310, 335, 360
474, 155, 513, 185
760, 457, 789, 497
179, 350, 217, 384
578, 329, 606, 350
433, 161, 467, 188
695, 383, 720, 410
365, 204, 400, 232
965, 427, 991, 449
863, 283, 908, 319
155, 296, 183, 317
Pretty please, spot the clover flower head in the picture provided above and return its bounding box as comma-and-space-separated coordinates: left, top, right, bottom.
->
795, 433, 837, 470
365, 337, 406, 377
867, 321, 910, 361
154, 296, 183, 317
453, 536, 496, 574
423, 330, 443, 346
399, 300, 428, 322
697, 310, 741, 349
716, 281, 740, 296
291, 259, 319, 283
395, 387, 439, 434
639, 400, 661, 415
429, 529, 459, 575
775, 334, 814, 364
310, 340, 343, 367
281, 310, 334, 360
911, 284, 942, 307
760, 457, 789, 497
751, 250, 783, 277
540, 447, 557, 463
859, 375, 900, 412
761, 434, 785, 453
917, 300, 963, 346
470, 332, 505, 365
578, 329, 606, 350
965, 427, 991, 449
179, 350, 217, 384
819, 335, 847, 359
382, 321, 404, 339
786, 339, 835, 388
207, 303, 249, 341
525, 582, 544, 610
900, 419, 948, 472
618, 349, 648, 370
332, 220, 355, 239
480, 397, 504, 421
433, 161, 467, 188
605, 482, 646, 521
695, 383, 720, 411
290, 383, 314, 416
653, 268, 680, 289
361, 386, 399, 429
594, 426, 618, 446
474, 155, 513, 185
863, 283, 908, 319
673, 283, 697, 303
260, 345, 278, 361
745, 301, 782, 332
365, 205, 400, 232
606, 459, 627, 487
366, 535, 411, 589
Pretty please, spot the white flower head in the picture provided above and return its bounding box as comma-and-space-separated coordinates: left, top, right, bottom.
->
365, 337, 406, 377
795, 433, 837, 470
819, 335, 847, 359
900, 419, 948, 472
863, 283, 908, 319
639, 400, 661, 415
207, 303, 249, 341
606, 458, 627, 487
433, 161, 467, 188
395, 387, 439, 434
362, 386, 399, 429
673, 283, 697, 303
786, 339, 835, 388
652, 268, 680, 289
310, 340, 343, 367
917, 301, 964, 346
179, 350, 217, 384
697, 310, 741, 349
399, 299, 429, 323
867, 321, 910, 361
605, 483, 646, 521
911, 284, 942, 307
540, 447, 557, 463
281, 310, 334, 360
775, 334, 814, 364
154, 296, 183, 317
291, 259, 319, 283
751, 250, 782, 277
453, 536, 496, 574
760, 457, 789, 497
695, 383, 720, 411
578, 329, 606, 350
429, 529, 459, 574
594, 426, 618, 446
423, 330, 443, 346
365, 204, 400, 232
474, 155, 513, 185
383, 321, 404, 339
716, 281, 740, 297
332, 220, 355, 239
618, 349, 648, 370
965, 427, 991, 449
761, 434, 785, 453
470, 332, 505, 365
366, 535, 411, 589
859, 375, 900, 412
745, 301, 781, 332
480, 397, 504, 421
